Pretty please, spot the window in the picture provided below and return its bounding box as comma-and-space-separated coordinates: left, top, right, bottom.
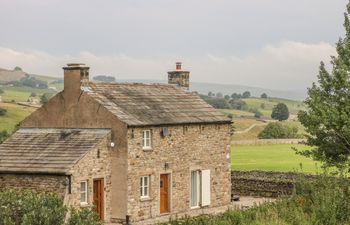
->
190, 171, 200, 207
142, 130, 151, 149
190, 170, 211, 208
140, 176, 150, 198
80, 181, 88, 204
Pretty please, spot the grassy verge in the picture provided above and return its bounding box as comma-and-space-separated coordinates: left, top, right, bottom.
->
231, 144, 319, 173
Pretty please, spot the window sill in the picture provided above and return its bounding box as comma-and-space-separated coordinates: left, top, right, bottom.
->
142, 147, 153, 151
140, 197, 151, 202
190, 206, 200, 210
80, 202, 89, 207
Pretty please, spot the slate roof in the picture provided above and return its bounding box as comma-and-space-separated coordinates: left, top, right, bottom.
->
85, 82, 231, 126
0, 128, 110, 175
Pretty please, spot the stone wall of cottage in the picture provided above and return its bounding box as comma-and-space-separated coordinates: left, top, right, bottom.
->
126, 123, 232, 223
67, 135, 113, 222
0, 174, 67, 197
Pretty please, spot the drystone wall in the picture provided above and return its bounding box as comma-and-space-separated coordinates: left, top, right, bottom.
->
231, 170, 316, 198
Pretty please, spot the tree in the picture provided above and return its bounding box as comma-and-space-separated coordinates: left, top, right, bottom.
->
224, 95, 230, 100
208, 91, 213, 97
40, 93, 53, 104
13, 66, 22, 71
216, 92, 223, 98
93, 75, 116, 82
242, 91, 251, 98
298, 1, 350, 169
30, 92, 37, 97
231, 93, 241, 99
229, 99, 247, 110
271, 103, 289, 121
261, 93, 268, 98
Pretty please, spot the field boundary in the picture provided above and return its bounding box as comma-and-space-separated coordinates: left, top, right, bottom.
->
231, 139, 306, 145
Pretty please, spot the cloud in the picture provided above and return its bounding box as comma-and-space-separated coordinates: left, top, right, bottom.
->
0, 41, 336, 90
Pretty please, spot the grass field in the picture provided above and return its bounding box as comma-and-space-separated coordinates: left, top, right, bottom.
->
231, 144, 320, 173
0, 103, 36, 132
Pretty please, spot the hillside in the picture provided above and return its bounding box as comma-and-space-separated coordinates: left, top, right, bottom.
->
0, 67, 26, 84
219, 97, 306, 140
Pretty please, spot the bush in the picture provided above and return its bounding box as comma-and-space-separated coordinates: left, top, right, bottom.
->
68, 207, 103, 225
40, 93, 53, 104
229, 99, 247, 110
258, 122, 299, 139
0, 108, 7, 116
0, 190, 103, 225
0, 130, 9, 144
0, 190, 67, 225
0, 89, 4, 94
205, 97, 231, 109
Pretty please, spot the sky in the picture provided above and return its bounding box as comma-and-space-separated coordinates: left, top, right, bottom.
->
0, 0, 347, 90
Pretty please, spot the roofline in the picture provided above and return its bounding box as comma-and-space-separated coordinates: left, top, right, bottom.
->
127, 120, 232, 128
0, 171, 70, 176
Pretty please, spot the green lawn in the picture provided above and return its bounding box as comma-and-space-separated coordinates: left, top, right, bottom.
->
231, 144, 321, 173
0, 103, 36, 132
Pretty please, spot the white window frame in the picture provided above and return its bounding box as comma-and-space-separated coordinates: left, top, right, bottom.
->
80, 180, 88, 205
142, 130, 152, 150
140, 176, 150, 198
190, 170, 201, 208
190, 169, 211, 208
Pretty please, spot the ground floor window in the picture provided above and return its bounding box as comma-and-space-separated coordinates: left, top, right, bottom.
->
80, 180, 88, 204
191, 171, 201, 207
191, 170, 211, 208
140, 176, 150, 198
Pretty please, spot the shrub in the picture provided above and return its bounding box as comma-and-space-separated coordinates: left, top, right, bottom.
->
258, 122, 299, 139
0, 89, 4, 94
0, 190, 67, 225
68, 207, 103, 225
205, 98, 231, 109
0, 130, 9, 144
0, 108, 7, 116
0, 190, 103, 225
229, 99, 247, 110
40, 93, 53, 104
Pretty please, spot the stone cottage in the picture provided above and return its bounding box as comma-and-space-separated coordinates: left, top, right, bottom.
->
0, 63, 232, 224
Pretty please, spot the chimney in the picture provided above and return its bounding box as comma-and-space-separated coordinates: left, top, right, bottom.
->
63, 63, 89, 97
168, 62, 190, 90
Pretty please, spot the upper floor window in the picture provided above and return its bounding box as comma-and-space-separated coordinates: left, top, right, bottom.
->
142, 130, 152, 149
80, 180, 88, 204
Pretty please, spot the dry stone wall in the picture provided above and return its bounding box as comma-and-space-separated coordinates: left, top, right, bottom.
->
231, 170, 317, 198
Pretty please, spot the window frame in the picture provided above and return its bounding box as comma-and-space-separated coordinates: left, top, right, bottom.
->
142, 130, 152, 150
190, 170, 201, 208
80, 180, 88, 205
140, 176, 150, 199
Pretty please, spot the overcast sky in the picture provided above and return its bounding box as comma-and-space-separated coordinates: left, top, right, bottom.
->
0, 0, 347, 90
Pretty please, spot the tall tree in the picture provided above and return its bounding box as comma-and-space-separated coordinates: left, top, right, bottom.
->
298, 1, 350, 169
242, 91, 251, 98
271, 103, 289, 121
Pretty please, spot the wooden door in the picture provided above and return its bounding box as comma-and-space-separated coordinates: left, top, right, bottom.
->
93, 178, 104, 220
160, 174, 169, 213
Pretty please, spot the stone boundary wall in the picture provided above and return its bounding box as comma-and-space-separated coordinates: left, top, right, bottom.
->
231, 170, 316, 198
231, 139, 306, 145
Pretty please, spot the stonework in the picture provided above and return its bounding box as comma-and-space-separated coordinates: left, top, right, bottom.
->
0, 174, 67, 197
0, 64, 232, 224
67, 135, 113, 221
126, 124, 232, 224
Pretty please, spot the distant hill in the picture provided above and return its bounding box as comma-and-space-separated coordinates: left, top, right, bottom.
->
0, 66, 307, 101
116, 79, 307, 101
0, 67, 26, 84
